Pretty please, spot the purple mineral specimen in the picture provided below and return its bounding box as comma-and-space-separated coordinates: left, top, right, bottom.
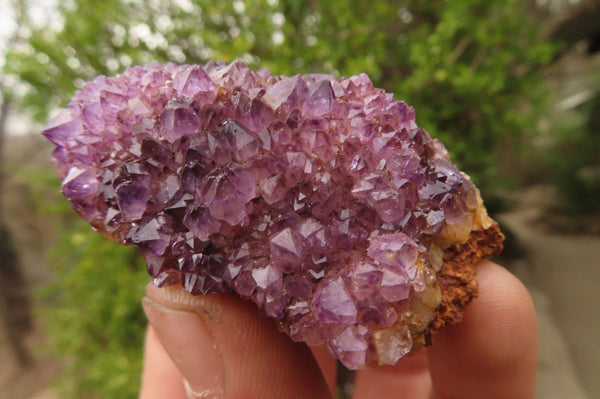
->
43, 60, 501, 369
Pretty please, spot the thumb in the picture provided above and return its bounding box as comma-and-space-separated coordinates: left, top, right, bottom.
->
141, 282, 332, 399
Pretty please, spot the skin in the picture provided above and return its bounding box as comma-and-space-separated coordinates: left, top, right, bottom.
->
139, 260, 538, 399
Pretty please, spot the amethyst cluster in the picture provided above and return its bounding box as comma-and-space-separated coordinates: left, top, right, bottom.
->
43, 60, 496, 369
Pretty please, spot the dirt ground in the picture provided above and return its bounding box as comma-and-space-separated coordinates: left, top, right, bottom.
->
1, 179, 599, 398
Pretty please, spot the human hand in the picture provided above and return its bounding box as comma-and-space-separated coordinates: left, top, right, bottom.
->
139, 260, 537, 399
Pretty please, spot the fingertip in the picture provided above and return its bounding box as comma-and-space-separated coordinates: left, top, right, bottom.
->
310, 345, 338, 396
428, 260, 538, 399
352, 350, 432, 399
462, 260, 537, 367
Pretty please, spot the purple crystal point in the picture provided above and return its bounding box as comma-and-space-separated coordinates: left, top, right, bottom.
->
367, 233, 418, 272
183, 206, 221, 241
61, 166, 99, 199
44, 60, 501, 370
329, 326, 368, 370
116, 182, 150, 221
251, 263, 282, 293
172, 65, 217, 98
303, 78, 335, 117
160, 98, 201, 142
202, 172, 250, 225
263, 75, 308, 111
349, 261, 382, 301
313, 278, 357, 325
269, 227, 304, 272
380, 268, 411, 302
45, 108, 83, 143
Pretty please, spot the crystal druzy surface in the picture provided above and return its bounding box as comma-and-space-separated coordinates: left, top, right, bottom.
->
43, 60, 502, 369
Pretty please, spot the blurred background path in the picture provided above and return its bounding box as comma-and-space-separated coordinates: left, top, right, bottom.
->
499, 187, 600, 399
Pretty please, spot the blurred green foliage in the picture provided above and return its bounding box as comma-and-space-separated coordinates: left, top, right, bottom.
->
548, 89, 600, 215
3, 0, 556, 397
44, 226, 148, 398
22, 166, 148, 398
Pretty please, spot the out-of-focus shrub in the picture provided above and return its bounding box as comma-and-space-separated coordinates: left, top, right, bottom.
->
550, 91, 600, 215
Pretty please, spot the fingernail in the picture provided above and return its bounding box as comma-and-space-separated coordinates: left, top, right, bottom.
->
142, 297, 224, 396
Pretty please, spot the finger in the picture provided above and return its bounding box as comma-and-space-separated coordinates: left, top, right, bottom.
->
142, 283, 332, 399
310, 345, 338, 395
139, 326, 188, 399
427, 260, 538, 399
351, 349, 432, 399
